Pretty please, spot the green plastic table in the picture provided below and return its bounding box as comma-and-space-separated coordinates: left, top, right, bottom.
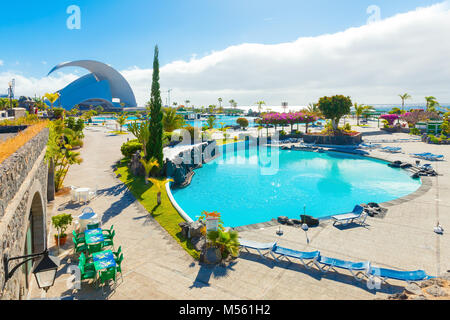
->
84, 228, 104, 245
92, 250, 117, 272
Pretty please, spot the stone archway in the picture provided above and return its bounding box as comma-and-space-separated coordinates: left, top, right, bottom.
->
29, 191, 46, 253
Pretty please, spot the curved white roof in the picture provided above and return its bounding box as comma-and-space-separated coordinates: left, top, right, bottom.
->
48, 60, 137, 107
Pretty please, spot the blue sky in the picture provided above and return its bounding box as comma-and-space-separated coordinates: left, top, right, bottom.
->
0, 0, 443, 76
1, 0, 449, 107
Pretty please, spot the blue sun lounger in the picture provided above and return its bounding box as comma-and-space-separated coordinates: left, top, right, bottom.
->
411, 152, 444, 161
381, 146, 402, 153
331, 205, 366, 226
314, 256, 370, 281
272, 245, 320, 269
367, 267, 434, 285
239, 239, 277, 260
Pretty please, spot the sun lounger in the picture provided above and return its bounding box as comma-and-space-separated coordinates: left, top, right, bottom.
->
359, 143, 381, 150
272, 245, 320, 269
314, 256, 370, 281
239, 239, 277, 260
367, 267, 434, 285
331, 205, 366, 226
380, 146, 402, 153
411, 152, 444, 161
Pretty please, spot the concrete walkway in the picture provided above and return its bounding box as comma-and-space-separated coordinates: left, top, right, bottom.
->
29, 123, 449, 300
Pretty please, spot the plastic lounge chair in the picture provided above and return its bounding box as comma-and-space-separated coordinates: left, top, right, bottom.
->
367, 267, 434, 285
424, 154, 444, 161
272, 245, 320, 269
381, 146, 402, 153
331, 205, 366, 226
70, 186, 79, 203
315, 256, 370, 281
239, 239, 277, 260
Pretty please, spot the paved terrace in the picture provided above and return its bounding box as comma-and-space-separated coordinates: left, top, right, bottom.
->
29, 123, 449, 300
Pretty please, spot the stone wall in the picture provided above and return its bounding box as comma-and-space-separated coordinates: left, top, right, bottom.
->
0, 128, 49, 300
303, 133, 362, 145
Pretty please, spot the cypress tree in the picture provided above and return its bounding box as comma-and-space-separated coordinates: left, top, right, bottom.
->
146, 45, 164, 170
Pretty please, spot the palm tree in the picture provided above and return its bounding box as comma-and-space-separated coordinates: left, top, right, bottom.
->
398, 93, 412, 111
207, 116, 217, 129
354, 103, 365, 126
115, 113, 128, 132
44, 92, 60, 110
255, 101, 266, 114
306, 102, 320, 115
425, 96, 439, 111
148, 177, 174, 205
185, 100, 191, 110
139, 155, 159, 185
163, 108, 184, 132
218, 98, 223, 109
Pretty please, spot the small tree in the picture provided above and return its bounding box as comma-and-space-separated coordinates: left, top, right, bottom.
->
318, 95, 352, 131
236, 117, 249, 129
148, 178, 174, 205
139, 155, 159, 184
51, 213, 73, 240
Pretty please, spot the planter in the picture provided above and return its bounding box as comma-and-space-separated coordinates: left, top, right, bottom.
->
54, 234, 67, 246
381, 127, 409, 133
303, 133, 362, 145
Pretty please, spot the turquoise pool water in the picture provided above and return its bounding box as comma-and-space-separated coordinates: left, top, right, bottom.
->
171, 145, 421, 227
91, 115, 256, 129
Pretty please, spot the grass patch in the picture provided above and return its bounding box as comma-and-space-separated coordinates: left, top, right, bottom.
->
115, 159, 200, 260
0, 121, 49, 164
110, 131, 129, 135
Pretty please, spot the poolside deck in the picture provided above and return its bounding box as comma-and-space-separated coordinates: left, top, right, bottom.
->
29, 123, 450, 300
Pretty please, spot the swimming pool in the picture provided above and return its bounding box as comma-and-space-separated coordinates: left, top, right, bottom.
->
171, 144, 421, 227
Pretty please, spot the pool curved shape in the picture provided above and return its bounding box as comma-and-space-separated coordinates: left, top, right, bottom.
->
171, 144, 421, 228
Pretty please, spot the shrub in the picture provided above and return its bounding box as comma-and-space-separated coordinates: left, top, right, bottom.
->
121, 139, 143, 158
280, 130, 287, 136
409, 127, 421, 136
343, 123, 352, 131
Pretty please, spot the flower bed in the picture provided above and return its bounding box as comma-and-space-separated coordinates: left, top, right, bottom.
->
303, 132, 362, 145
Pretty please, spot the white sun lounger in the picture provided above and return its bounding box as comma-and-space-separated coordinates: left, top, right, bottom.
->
239, 239, 277, 260
331, 205, 367, 226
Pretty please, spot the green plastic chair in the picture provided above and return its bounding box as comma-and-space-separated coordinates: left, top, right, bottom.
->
87, 222, 100, 230
72, 230, 85, 243
73, 237, 88, 255
99, 267, 117, 294
104, 230, 115, 241
113, 246, 122, 259
88, 243, 103, 255
79, 253, 95, 271
115, 253, 124, 282
102, 225, 114, 237
79, 261, 96, 282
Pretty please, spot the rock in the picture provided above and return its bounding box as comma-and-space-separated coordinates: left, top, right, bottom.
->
178, 222, 190, 239
278, 216, 289, 224
191, 236, 206, 252
367, 202, 380, 208
286, 219, 295, 226
400, 163, 412, 169
405, 283, 423, 296
426, 285, 448, 297
202, 247, 222, 264
291, 219, 302, 225
300, 215, 319, 227
189, 221, 205, 239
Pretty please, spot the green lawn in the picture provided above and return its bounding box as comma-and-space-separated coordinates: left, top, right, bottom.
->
115, 159, 200, 260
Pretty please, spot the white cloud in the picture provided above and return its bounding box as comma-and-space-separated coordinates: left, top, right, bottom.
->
2, 1, 450, 109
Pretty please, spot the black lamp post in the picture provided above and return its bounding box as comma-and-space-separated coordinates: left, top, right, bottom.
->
3, 249, 60, 292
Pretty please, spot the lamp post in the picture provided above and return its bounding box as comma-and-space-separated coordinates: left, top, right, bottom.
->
3, 249, 60, 293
